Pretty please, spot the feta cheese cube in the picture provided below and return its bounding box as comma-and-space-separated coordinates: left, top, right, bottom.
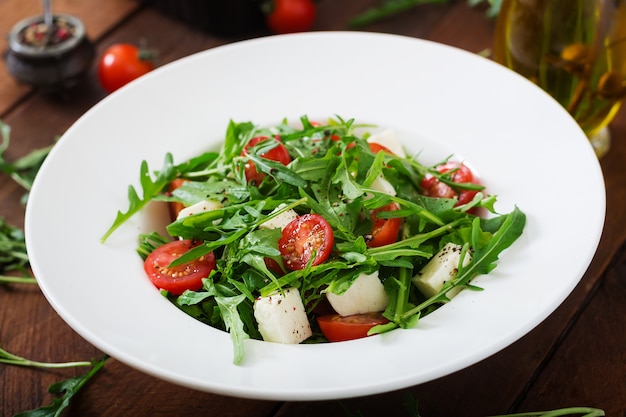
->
325, 271, 389, 316
259, 205, 298, 230
254, 288, 312, 344
176, 199, 222, 220
412, 243, 472, 300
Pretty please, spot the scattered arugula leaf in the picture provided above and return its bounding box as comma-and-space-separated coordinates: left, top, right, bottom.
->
349, 0, 502, 27
0, 344, 92, 369
488, 408, 605, 417
349, 0, 449, 27
0, 217, 36, 285
339, 392, 605, 416
13, 356, 109, 417
0, 120, 53, 203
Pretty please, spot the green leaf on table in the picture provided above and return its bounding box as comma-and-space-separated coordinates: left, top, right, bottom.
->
0, 217, 36, 285
0, 120, 53, 201
349, 0, 502, 28
349, 0, 450, 28
13, 356, 108, 417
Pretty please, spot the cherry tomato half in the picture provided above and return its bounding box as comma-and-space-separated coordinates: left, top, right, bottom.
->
279, 214, 334, 270
98, 43, 155, 93
166, 178, 188, 221
420, 162, 480, 206
367, 202, 402, 248
317, 312, 390, 342
242, 136, 291, 184
265, 0, 316, 34
144, 239, 215, 295
368, 142, 394, 155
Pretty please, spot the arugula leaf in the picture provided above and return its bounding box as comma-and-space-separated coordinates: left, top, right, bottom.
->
488, 408, 605, 417
349, 0, 502, 28
0, 120, 53, 202
101, 153, 177, 242
0, 217, 36, 285
340, 392, 605, 416
215, 295, 250, 364
13, 356, 108, 417
246, 153, 307, 187
349, 0, 450, 27
400, 206, 526, 319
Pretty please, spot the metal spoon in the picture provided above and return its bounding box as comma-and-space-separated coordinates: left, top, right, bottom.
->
42, 0, 53, 29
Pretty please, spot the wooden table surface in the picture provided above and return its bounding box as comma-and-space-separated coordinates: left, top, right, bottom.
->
1, 1, 624, 416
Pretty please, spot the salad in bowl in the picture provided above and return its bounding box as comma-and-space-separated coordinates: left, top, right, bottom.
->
102, 115, 526, 364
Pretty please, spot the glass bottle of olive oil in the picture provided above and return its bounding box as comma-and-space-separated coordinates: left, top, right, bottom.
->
494, 0, 626, 157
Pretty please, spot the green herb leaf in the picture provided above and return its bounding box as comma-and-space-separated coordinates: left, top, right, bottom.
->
101, 153, 177, 242
13, 356, 108, 417
0, 217, 36, 285
215, 295, 250, 364
0, 120, 53, 201
349, 0, 450, 28
349, 0, 501, 28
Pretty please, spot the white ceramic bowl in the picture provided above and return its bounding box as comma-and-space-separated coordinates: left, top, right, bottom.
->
25, 32, 605, 401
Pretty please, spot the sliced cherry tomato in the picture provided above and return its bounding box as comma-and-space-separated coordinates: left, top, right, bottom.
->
317, 312, 390, 342
264, 257, 284, 274
367, 202, 402, 248
166, 178, 188, 221
98, 43, 155, 93
420, 162, 480, 206
265, 0, 316, 34
144, 239, 215, 295
242, 136, 291, 184
368, 142, 394, 155
279, 214, 334, 270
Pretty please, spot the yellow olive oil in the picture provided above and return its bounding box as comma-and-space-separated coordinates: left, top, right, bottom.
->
494, 0, 626, 141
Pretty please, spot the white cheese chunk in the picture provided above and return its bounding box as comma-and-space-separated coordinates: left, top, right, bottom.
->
369, 175, 397, 196
367, 129, 407, 158
176, 199, 222, 220
259, 205, 298, 230
325, 271, 389, 316
412, 243, 472, 300
253, 287, 312, 344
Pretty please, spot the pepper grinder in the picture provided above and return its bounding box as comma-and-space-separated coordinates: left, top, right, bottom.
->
4, 0, 95, 91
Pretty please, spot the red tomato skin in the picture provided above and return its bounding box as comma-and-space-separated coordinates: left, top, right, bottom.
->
367, 202, 402, 248
98, 44, 154, 93
166, 178, 188, 221
420, 162, 480, 206
279, 214, 334, 270
266, 0, 316, 34
144, 240, 215, 296
242, 136, 291, 184
368, 142, 394, 155
317, 313, 390, 342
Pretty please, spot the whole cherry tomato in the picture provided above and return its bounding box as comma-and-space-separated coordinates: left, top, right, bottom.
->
98, 43, 155, 93
265, 0, 316, 34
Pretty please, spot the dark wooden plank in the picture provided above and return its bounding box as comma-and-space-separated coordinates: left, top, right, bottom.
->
2, 1, 625, 416
515, 244, 626, 416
